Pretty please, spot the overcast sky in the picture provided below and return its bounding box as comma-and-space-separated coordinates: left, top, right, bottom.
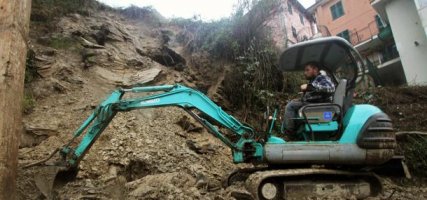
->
98, 0, 316, 20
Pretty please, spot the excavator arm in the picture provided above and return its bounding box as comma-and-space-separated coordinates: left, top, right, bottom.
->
59, 84, 264, 169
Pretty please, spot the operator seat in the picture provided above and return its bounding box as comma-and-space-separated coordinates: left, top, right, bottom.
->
298, 79, 347, 119
332, 79, 347, 109
292, 79, 348, 140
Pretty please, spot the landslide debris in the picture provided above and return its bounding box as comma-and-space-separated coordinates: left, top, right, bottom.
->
18, 2, 238, 199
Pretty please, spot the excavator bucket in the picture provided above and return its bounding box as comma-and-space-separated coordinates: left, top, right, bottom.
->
33, 166, 78, 199
33, 166, 62, 199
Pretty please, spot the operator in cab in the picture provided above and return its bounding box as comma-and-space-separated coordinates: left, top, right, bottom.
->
283, 62, 335, 138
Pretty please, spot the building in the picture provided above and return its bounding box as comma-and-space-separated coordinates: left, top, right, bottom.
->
261, 0, 317, 52
308, 0, 406, 86
372, 0, 427, 85
308, 0, 382, 44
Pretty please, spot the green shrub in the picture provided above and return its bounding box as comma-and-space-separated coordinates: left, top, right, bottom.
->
403, 134, 427, 177
23, 92, 36, 114
120, 5, 165, 26
31, 0, 102, 22
25, 49, 39, 84
48, 36, 77, 49
170, 0, 300, 115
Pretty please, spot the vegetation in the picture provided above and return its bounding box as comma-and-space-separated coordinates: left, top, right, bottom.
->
402, 134, 427, 177
23, 92, 36, 114
48, 36, 78, 50
120, 5, 165, 26
24, 50, 39, 114
25, 49, 39, 84
171, 0, 303, 121
30, 0, 111, 22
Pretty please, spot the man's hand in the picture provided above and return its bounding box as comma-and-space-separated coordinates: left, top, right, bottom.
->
300, 84, 308, 91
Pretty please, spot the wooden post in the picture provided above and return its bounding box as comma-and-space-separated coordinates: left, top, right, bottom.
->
0, 0, 32, 199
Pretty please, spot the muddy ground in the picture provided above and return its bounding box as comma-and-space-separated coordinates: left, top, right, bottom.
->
16, 4, 427, 200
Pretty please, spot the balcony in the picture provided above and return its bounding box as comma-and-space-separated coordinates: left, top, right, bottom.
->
349, 20, 381, 46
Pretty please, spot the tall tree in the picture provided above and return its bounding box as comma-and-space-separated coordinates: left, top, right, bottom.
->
0, 0, 32, 199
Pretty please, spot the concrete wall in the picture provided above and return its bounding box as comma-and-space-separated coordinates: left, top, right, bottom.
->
312, 0, 379, 45
264, 0, 315, 51
415, 0, 427, 37
386, 0, 427, 85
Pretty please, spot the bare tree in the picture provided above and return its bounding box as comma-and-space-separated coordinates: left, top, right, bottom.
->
0, 0, 32, 199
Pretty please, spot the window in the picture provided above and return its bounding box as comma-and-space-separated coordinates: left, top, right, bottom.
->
300, 14, 304, 25
292, 26, 297, 38
288, 1, 293, 14
337, 30, 350, 42
375, 15, 385, 30
330, 1, 344, 20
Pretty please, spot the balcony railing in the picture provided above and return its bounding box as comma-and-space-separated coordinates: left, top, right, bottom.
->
349, 20, 380, 46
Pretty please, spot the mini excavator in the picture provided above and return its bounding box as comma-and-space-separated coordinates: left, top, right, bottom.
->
31, 37, 401, 199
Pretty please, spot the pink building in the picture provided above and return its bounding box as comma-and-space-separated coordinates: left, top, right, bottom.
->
261, 0, 317, 51
308, 0, 405, 86
308, 0, 383, 45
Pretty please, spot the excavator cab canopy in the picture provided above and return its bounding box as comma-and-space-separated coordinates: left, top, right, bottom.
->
278, 36, 364, 90
278, 37, 366, 139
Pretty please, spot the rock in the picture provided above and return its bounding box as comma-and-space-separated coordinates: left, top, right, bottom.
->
20, 123, 59, 147
135, 47, 146, 57
81, 48, 100, 68
141, 46, 186, 68
174, 63, 186, 72
91, 23, 128, 45
160, 29, 172, 45
71, 30, 84, 37
52, 79, 68, 93
35, 56, 54, 64
127, 172, 197, 199
40, 48, 57, 57
195, 173, 208, 189
176, 115, 203, 133
56, 67, 84, 84
37, 36, 51, 46
92, 24, 111, 45
186, 140, 216, 154
126, 58, 144, 68
230, 189, 253, 200
214, 195, 226, 200
70, 13, 82, 22
93, 66, 161, 87
80, 37, 105, 49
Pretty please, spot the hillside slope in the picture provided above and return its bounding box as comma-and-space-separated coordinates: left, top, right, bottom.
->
18, 4, 238, 200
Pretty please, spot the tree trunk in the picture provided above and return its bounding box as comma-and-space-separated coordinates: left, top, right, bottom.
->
0, 0, 32, 199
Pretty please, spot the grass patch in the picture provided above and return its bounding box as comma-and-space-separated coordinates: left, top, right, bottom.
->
25, 49, 39, 83
23, 91, 36, 114
31, 0, 104, 22
48, 36, 78, 50
402, 134, 427, 177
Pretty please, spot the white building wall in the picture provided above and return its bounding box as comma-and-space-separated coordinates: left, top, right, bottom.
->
386, 0, 427, 85
414, 0, 427, 37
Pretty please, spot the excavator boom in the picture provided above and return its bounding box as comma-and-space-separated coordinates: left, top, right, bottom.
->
59, 84, 264, 169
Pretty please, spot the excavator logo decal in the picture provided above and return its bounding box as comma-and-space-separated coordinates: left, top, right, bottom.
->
323, 111, 333, 120
140, 98, 160, 105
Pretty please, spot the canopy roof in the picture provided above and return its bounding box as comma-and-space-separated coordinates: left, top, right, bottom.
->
278, 36, 364, 86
